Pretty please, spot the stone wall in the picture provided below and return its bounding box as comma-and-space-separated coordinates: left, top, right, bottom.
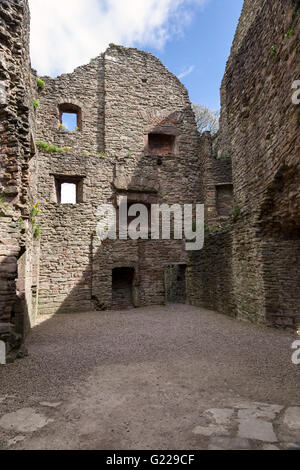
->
228, 0, 299, 327
1, 0, 298, 336
218, 0, 266, 157
187, 229, 236, 317
35, 46, 202, 314
202, 132, 233, 225
190, 0, 300, 328
0, 0, 39, 355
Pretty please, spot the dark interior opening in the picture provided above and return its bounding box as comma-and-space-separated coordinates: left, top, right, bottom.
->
216, 184, 233, 217
148, 133, 175, 155
165, 264, 187, 304
112, 267, 135, 310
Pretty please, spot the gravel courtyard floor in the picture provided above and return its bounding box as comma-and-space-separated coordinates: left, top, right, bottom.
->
0, 304, 299, 450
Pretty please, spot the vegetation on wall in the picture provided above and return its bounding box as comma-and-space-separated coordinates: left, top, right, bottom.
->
33, 98, 40, 110
231, 205, 240, 220
36, 141, 71, 153
270, 44, 277, 58
0, 194, 10, 216
37, 77, 46, 89
58, 124, 80, 133
285, 28, 294, 38
30, 202, 42, 239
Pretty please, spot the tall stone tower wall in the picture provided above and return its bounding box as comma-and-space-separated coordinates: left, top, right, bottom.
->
0, 0, 39, 348
189, 0, 300, 328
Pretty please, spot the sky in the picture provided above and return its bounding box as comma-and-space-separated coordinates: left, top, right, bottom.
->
29, 0, 244, 111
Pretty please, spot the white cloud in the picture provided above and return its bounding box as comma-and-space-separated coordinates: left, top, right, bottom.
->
29, 0, 209, 77
178, 65, 195, 80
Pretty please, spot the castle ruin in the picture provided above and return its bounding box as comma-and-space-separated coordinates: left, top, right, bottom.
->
0, 0, 299, 359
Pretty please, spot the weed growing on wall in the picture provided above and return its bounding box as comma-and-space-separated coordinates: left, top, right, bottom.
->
37, 77, 46, 89
231, 205, 240, 220
30, 202, 42, 239
33, 98, 40, 110
36, 141, 68, 153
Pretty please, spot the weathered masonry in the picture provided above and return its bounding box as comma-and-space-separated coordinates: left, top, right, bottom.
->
0, 0, 39, 359
0, 0, 299, 357
188, 0, 300, 328
35, 46, 202, 314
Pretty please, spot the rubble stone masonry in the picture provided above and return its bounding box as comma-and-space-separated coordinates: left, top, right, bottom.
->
0, 0, 39, 357
35, 46, 202, 314
0, 0, 299, 357
189, 0, 300, 328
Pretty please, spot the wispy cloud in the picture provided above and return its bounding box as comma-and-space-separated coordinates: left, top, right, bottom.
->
29, 0, 209, 77
178, 65, 195, 80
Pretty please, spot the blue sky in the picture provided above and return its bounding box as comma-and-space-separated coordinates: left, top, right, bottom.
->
151, 0, 244, 109
30, 0, 244, 113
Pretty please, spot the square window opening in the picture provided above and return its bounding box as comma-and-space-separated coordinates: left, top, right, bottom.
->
54, 176, 84, 204
148, 133, 175, 155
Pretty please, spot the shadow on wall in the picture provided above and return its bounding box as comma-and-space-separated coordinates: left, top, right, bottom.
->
0, 255, 35, 330
187, 227, 237, 318
0, 253, 32, 360
258, 164, 300, 327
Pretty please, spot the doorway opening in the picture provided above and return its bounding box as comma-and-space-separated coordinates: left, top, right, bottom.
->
112, 267, 135, 310
165, 264, 187, 304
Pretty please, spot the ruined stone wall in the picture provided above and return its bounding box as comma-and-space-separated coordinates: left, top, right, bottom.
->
0, 0, 39, 340
104, 46, 202, 205
190, 0, 300, 327
218, 0, 266, 157
228, 0, 299, 327
202, 133, 233, 224
36, 58, 105, 155
35, 47, 202, 314
3, 0, 296, 331
187, 228, 236, 317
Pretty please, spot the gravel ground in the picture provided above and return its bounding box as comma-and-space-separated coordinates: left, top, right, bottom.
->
0, 304, 299, 450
